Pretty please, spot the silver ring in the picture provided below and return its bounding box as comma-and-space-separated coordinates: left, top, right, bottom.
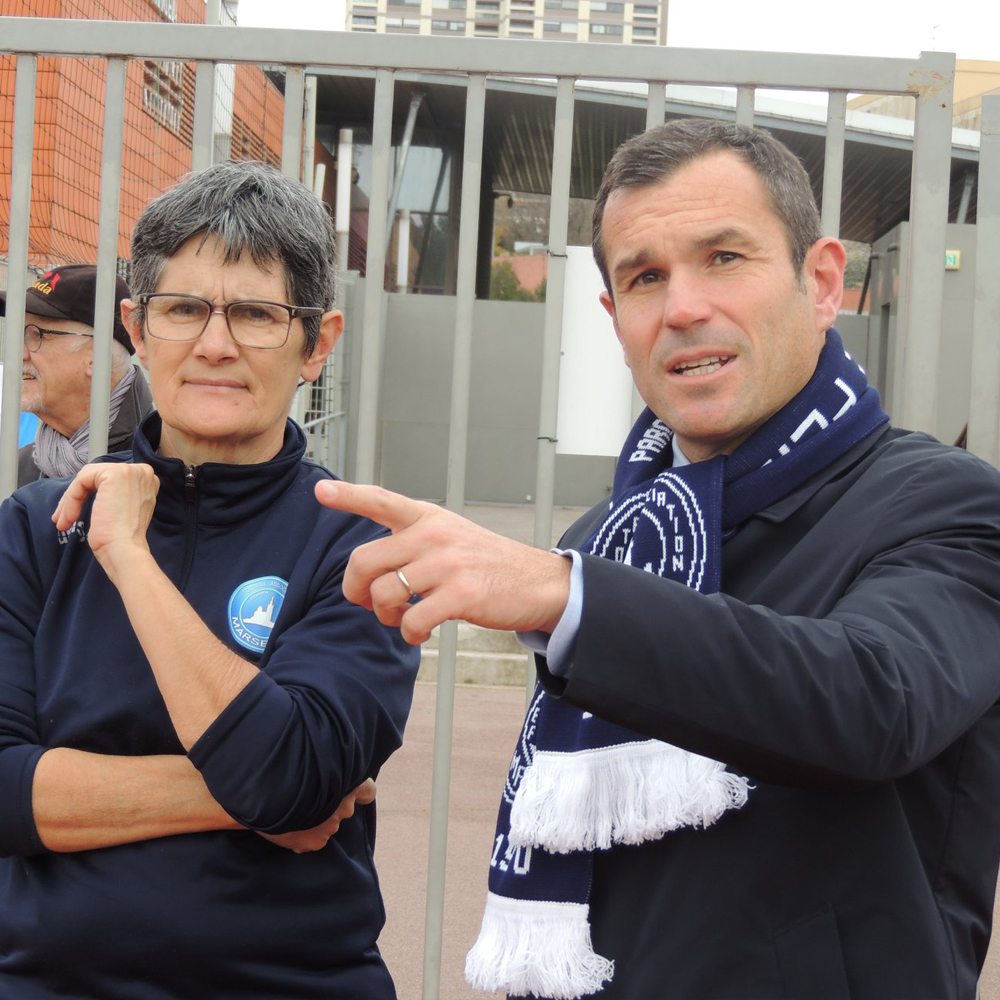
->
395, 567, 416, 598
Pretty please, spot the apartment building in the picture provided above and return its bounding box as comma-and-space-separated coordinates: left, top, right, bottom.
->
346, 0, 665, 45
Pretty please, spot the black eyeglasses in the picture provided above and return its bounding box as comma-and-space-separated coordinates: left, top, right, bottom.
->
24, 325, 95, 353
138, 294, 323, 350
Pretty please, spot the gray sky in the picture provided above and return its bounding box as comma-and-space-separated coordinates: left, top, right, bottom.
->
236, 0, 999, 61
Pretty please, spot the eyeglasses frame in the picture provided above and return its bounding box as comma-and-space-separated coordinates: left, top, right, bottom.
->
137, 293, 324, 350
23, 325, 96, 353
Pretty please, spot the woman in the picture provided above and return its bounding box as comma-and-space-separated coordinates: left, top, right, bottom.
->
0, 161, 419, 999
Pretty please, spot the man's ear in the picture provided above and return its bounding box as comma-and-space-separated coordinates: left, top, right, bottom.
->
120, 299, 148, 368
300, 310, 344, 383
805, 237, 847, 333
600, 289, 630, 367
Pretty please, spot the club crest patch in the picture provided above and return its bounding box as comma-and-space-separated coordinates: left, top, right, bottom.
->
228, 576, 288, 653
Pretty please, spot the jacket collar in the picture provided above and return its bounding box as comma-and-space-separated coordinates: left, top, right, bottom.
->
750, 424, 895, 524
131, 412, 308, 527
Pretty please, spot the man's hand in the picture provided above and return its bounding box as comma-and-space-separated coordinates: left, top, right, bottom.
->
256, 778, 377, 854
314, 481, 572, 644
52, 463, 159, 585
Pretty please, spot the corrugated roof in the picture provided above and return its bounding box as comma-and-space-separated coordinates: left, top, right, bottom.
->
303, 70, 980, 244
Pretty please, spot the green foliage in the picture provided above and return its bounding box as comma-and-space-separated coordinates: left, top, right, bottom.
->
843, 247, 870, 290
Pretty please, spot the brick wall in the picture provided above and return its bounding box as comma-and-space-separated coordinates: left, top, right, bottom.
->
1, 0, 285, 269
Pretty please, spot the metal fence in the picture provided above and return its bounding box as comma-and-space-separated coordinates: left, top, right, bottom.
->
2, 15, 1000, 997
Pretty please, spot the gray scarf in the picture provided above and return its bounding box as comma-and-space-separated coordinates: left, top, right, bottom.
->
32, 366, 138, 479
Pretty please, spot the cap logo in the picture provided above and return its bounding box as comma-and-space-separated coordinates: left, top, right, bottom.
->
228, 575, 288, 653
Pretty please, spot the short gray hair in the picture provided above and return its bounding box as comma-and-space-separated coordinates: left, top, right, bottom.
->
129, 160, 336, 355
593, 118, 822, 296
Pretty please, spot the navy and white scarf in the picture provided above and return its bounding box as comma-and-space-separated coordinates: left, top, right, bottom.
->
466, 330, 888, 999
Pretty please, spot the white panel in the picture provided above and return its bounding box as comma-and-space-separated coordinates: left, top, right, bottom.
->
556, 246, 633, 456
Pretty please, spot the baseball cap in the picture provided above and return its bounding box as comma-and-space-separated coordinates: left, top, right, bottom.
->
0, 264, 134, 355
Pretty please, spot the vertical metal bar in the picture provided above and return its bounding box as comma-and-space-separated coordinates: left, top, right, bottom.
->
898, 51, 954, 435
303, 75, 317, 187
821, 91, 846, 238
88, 57, 127, 461
354, 69, 395, 484
735, 85, 754, 126
646, 80, 666, 130
0, 55, 37, 502
396, 209, 411, 292
336, 128, 354, 277
385, 91, 425, 246
533, 78, 575, 553
967, 94, 1000, 466
191, 60, 217, 172
421, 74, 487, 1000
281, 65, 305, 181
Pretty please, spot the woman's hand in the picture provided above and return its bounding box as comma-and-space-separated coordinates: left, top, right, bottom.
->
53, 463, 160, 584
256, 779, 377, 854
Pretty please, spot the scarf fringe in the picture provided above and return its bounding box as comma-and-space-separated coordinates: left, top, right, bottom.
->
465, 891, 614, 999
510, 740, 750, 853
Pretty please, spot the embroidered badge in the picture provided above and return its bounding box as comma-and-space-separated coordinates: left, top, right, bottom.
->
228, 576, 288, 653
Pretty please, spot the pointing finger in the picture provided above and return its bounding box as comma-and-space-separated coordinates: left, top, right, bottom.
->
315, 480, 428, 534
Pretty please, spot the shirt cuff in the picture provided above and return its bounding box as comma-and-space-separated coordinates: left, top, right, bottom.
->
516, 548, 582, 678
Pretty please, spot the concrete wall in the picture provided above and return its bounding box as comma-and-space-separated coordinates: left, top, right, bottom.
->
344, 280, 615, 506
868, 222, 977, 445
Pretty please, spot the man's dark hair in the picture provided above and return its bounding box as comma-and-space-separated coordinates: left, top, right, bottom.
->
592, 118, 822, 296
129, 160, 336, 355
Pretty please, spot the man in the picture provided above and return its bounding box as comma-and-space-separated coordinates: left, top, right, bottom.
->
317, 119, 1000, 999
0, 162, 418, 998
0, 264, 154, 487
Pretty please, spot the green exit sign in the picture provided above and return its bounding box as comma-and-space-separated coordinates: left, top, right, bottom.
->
945, 250, 961, 270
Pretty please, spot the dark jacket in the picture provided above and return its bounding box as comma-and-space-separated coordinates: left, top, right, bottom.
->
538, 426, 1000, 999
16, 366, 154, 487
0, 413, 420, 999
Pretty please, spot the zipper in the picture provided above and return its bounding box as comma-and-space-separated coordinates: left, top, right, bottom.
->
179, 464, 198, 590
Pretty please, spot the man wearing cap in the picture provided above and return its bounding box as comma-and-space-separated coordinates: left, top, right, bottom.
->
0, 264, 154, 487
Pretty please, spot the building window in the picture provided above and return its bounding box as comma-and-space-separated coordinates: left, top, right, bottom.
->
476, 1, 499, 8
353, 14, 376, 24
511, 0, 534, 5
475, 22, 499, 32
510, 18, 533, 27
590, 22, 622, 33
633, 3, 656, 12
544, 0, 577, 7
432, 19, 465, 29
632, 24, 655, 35
449, 0, 466, 8
543, 20, 577, 31
146, 0, 177, 21
589, 1, 622, 10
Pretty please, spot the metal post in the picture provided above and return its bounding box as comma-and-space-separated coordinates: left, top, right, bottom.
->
336, 129, 354, 275
898, 51, 955, 436
736, 85, 754, 126
191, 59, 217, 172
0, 55, 37, 503
821, 92, 846, 238
281, 65, 306, 181
303, 75, 318, 187
88, 57, 127, 461
533, 79, 575, 550
646, 81, 666, 130
354, 70, 395, 484
396, 209, 411, 292
967, 94, 1000, 466
385, 91, 425, 247
421, 74, 487, 1000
